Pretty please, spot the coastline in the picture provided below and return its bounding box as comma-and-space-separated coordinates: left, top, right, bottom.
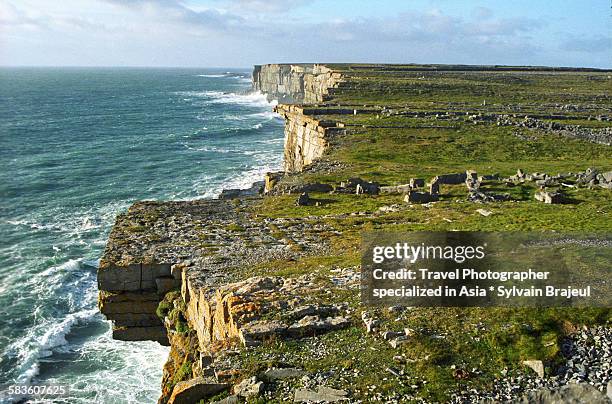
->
97, 64, 611, 403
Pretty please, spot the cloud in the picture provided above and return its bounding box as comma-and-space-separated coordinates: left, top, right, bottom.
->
221, 0, 313, 13
561, 35, 612, 53
100, 0, 248, 33
0, 0, 607, 67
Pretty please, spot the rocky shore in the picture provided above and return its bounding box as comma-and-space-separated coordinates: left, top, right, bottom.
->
98, 64, 611, 403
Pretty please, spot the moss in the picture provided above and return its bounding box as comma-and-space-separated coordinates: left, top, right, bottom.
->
168, 359, 193, 390
156, 290, 181, 319
225, 223, 246, 232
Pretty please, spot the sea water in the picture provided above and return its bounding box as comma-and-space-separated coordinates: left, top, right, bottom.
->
0, 68, 283, 403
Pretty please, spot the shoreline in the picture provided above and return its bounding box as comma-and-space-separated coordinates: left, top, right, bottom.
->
97, 63, 611, 403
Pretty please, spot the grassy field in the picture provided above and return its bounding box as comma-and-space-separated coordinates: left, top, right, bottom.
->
230, 66, 612, 401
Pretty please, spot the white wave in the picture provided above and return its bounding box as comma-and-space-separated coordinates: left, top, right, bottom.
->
180, 90, 276, 108
37, 258, 82, 279
60, 327, 168, 403
11, 307, 98, 385
197, 74, 225, 78
249, 110, 281, 120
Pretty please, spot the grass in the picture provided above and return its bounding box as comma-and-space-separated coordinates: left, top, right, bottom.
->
134, 65, 610, 402
230, 66, 612, 401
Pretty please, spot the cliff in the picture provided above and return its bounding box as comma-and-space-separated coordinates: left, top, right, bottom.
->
252, 64, 343, 104
98, 64, 611, 403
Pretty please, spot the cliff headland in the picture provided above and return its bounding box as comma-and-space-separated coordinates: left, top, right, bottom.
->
98, 64, 611, 403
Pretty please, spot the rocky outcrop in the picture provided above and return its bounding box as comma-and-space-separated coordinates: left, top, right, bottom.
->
252, 64, 343, 103
254, 65, 349, 173
274, 104, 342, 172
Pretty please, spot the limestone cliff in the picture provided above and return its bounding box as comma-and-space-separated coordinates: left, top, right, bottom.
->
252, 64, 343, 104
97, 64, 612, 403
275, 104, 343, 172
253, 64, 346, 172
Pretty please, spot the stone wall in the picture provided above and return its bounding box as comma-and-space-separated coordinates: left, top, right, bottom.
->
252, 64, 343, 104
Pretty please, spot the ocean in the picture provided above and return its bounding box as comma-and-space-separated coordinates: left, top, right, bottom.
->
0, 68, 284, 403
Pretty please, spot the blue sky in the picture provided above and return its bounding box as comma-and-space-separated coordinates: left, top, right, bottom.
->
0, 0, 610, 67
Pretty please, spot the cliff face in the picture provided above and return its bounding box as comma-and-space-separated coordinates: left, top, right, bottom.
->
275, 105, 343, 172
252, 64, 343, 104
97, 64, 612, 403
253, 64, 346, 172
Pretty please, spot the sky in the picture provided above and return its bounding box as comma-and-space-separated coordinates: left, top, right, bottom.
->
0, 0, 610, 68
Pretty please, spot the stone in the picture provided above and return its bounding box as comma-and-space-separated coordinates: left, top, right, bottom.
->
429, 177, 441, 195
219, 181, 264, 200
389, 336, 409, 348
465, 176, 480, 192
155, 276, 180, 295
514, 382, 609, 404
262, 367, 306, 381
380, 184, 412, 194
299, 183, 334, 193
340, 178, 380, 194
522, 360, 545, 378
288, 315, 351, 336
211, 396, 239, 404
296, 192, 311, 206
404, 191, 439, 204
361, 312, 380, 333
167, 377, 228, 404
534, 191, 566, 204
264, 171, 283, 193
294, 386, 348, 402
239, 320, 288, 342
601, 171, 612, 183
476, 209, 492, 217
381, 331, 404, 340
437, 173, 468, 185
468, 191, 510, 203
409, 178, 425, 188
233, 376, 264, 398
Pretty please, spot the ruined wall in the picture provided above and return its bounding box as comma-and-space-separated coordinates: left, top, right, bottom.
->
252, 64, 343, 104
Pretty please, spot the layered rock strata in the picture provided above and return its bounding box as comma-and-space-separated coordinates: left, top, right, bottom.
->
252, 64, 343, 103
275, 104, 343, 172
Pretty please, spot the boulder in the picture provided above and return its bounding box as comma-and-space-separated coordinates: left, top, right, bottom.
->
299, 183, 334, 193
262, 367, 306, 381
211, 396, 239, 404
167, 377, 228, 404
233, 376, 264, 398
522, 360, 544, 378
513, 382, 609, 404
294, 386, 348, 402
287, 315, 351, 336
534, 191, 566, 204
339, 178, 380, 195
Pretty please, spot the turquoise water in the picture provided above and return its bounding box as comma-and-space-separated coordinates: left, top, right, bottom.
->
0, 68, 283, 403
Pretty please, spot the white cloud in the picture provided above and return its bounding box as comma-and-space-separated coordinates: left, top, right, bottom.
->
0, 0, 607, 67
